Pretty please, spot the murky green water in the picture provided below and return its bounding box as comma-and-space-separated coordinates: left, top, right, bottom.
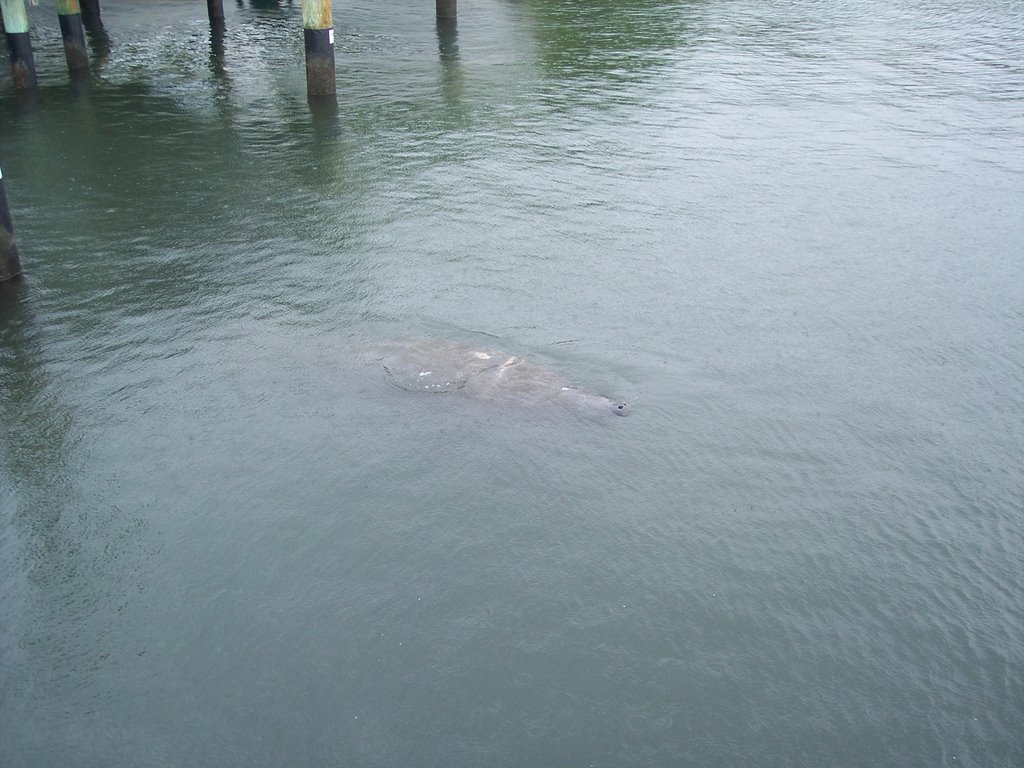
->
2, 1, 1022, 766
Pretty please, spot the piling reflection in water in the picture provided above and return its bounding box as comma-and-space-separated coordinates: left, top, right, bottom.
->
436, 16, 463, 108
0, 165, 21, 281
0, 288, 156, 740
81, 0, 110, 64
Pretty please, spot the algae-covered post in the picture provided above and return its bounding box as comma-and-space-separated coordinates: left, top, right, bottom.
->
206, 0, 225, 31
302, 0, 335, 97
56, 0, 89, 72
0, 166, 22, 282
437, 0, 457, 20
1, 0, 37, 91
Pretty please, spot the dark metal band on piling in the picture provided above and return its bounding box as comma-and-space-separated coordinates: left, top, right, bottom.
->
5, 30, 36, 90
207, 0, 225, 28
304, 27, 336, 97
436, 0, 457, 19
58, 11, 90, 71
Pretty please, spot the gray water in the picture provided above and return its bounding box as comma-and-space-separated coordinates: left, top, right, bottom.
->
1, 1, 1022, 766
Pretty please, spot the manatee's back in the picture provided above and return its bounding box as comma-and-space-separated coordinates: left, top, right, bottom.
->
374, 340, 503, 393
462, 357, 571, 406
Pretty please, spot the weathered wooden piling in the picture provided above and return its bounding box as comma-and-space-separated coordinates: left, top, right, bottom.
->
302, 0, 335, 97
207, 0, 225, 30
436, 0, 457, 20
56, 0, 89, 72
1, 0, 37, 91
0, 166, 22, 282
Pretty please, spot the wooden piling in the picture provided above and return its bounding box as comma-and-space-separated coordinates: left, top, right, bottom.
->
56, 0, 89, 72
0, 166, 22, 282
302, 0, 335, 97
207, 0, 225, 30
436, 0, 457, 20
1, 0, 37, 91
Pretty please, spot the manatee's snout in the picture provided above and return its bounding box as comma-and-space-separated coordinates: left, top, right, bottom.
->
612, 401, 631, 416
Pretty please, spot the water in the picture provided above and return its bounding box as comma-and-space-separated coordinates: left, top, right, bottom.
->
2, 1, 1022, 765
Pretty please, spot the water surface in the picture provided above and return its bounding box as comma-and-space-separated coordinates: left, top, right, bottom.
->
2, 1, 1022, 766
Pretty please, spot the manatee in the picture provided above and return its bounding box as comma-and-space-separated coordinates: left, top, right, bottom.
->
369, 340, 630, 417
